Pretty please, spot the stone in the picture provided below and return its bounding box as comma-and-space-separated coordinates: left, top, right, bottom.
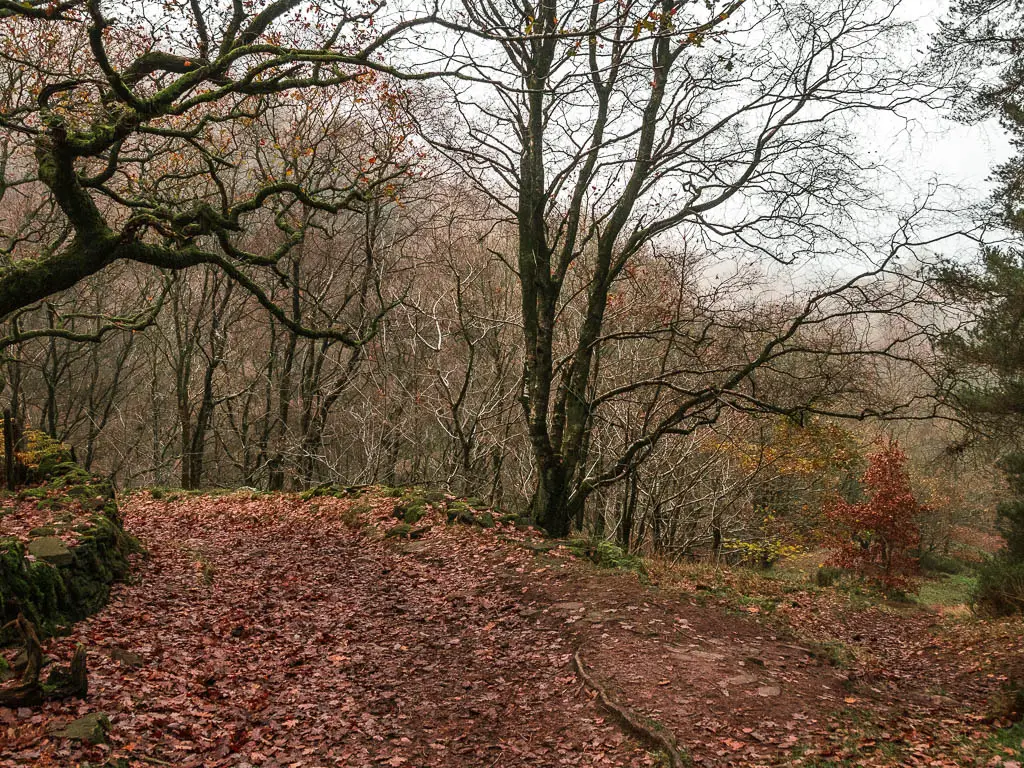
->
757, 686, 781, 697
551, 601, 585, 613
28, 527, 56, 538
107, 648, 144, 668
48, 712, 110, 744
409, 525, 431, 539
677, 649, 725, 662
27, 536, 73, 566
725, 673, 758, 686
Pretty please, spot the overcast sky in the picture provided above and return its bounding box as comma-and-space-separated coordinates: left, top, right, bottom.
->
892, 0, 1011, 210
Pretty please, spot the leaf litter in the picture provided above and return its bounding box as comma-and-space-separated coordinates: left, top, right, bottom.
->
2, 490, 1023, 767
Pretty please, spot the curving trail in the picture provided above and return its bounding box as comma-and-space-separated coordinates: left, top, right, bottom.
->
1, 493, 650, 767
0, 490, 1015, 767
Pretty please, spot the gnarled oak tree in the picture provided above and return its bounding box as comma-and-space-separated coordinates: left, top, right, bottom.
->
0, 0, 432, 343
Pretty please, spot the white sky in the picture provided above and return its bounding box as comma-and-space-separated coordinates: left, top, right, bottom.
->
892, 0, 1012, 209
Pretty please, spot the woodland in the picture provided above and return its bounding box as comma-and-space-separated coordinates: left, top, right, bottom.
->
2, 0, 1024, 765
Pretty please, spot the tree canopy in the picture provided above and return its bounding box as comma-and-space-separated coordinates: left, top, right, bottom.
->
0, 0, 432, 341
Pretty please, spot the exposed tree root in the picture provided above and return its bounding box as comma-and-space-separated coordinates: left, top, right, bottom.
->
0, 616, 86, 707
573, 650, 686, 768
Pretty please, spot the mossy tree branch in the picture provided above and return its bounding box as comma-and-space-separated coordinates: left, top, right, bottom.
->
0, 0, 435, 344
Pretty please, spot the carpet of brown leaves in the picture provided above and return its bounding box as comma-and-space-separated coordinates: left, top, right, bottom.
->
3, 491, 1024, 767
1, 492, 652, 767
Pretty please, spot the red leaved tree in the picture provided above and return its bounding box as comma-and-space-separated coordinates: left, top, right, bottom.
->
826, 438, 922, 589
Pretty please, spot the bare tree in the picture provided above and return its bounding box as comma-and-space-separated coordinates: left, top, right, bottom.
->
414, 0, 943, 533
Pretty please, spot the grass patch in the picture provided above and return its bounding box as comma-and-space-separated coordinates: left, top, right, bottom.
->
805, 639, 857, 667
986, 720, 1024, 759
915, 573, 978, 608
733, 594, 779, 614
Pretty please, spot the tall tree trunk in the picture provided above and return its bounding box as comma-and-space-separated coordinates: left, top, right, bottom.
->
531, 458, 579, 537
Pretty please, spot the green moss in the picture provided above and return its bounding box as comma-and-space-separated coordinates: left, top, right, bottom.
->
48, 463, 92, 484
300, 483, 338, 501
568, 538, 649, 580
402, 503, 427, 524
446, 502, 476, 525
393, 489, 438, 524
1, 454, 138, 640
300, 483, 369, 501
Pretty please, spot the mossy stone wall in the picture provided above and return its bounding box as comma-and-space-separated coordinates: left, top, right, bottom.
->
0, 434, 138, 639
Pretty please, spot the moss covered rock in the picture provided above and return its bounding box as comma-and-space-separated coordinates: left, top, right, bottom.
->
300, 483, 370, 501
16, 431, 74, 483
27, 536, 73, 567
1, 447, 138, 639
48, 712, 110, 744
385, 523, 414, 539
392, 488, 440, 524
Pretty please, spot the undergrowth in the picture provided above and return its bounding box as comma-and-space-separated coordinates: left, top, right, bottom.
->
567, 538, 649, 580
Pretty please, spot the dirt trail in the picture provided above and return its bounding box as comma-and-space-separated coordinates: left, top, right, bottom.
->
2, 494, 652, 767
0, 492, 1015, 767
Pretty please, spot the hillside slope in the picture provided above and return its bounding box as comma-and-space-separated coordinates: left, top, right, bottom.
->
1, 490, 1022, 767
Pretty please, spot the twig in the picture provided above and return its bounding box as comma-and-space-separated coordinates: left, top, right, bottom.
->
136, 756, 175, 766
573, 649, 686, 768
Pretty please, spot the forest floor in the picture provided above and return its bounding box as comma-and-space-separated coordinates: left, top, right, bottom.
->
2, 490, 1024, 767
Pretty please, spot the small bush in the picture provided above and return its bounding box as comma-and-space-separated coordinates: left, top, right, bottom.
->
997, 497, 1024, 564
815, 565, 842, 587
974, 559, 1024, 616
722, 537, 802, 569
996, 453, 1024, 563
568, 538, 647, 578
917, 549, 966, 575
825, 438, 921, 590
